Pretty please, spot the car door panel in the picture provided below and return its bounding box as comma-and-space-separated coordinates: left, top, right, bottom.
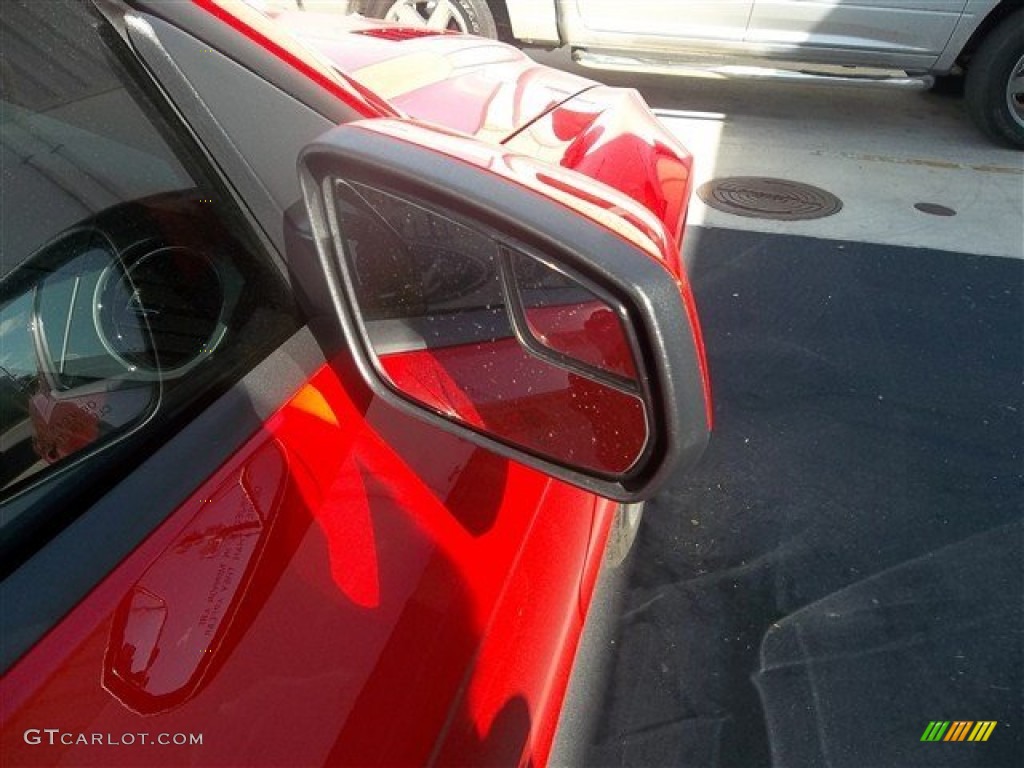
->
566, 0, 754, 51
1, 2, 604, 765
747, 1, 967, 60
2, 340, 600, 765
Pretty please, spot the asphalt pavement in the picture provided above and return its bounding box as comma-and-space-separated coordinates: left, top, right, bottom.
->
584, 228, 1022, 768
538, 59, 1023, 768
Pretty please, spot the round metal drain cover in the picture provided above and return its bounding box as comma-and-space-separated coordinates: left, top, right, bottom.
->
697, 177, 842, 221
914, 202, 957, 217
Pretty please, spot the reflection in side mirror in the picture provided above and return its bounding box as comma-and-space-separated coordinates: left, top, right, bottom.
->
300, 120, 710, 501
330, 182, 650, 476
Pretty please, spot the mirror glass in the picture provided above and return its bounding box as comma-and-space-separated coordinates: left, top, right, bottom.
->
508, 251, 639, 383
329, 181, 650, 476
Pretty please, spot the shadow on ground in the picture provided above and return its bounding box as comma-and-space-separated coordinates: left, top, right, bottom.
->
586, 228, 1023, 768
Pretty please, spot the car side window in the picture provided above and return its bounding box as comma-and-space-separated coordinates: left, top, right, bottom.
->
0, 2, 300, 516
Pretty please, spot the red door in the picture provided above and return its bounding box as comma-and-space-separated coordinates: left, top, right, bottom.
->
0, 2, 612, 765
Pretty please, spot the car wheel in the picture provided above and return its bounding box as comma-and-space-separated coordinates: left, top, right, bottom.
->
360, 0, 498, 38
965, 10, 1024, 148
928, 73, 965, 97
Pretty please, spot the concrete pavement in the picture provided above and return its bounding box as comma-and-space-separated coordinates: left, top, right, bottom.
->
528, 50, 1024, 260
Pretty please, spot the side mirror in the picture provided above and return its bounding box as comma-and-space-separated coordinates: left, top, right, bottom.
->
299, 120, 710, 501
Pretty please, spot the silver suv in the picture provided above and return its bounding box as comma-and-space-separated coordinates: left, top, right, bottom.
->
354, 0, 1024, 148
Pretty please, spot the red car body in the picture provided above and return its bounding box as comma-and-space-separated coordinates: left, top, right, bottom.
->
0, 2, 705, 766
274, 9, 695, 246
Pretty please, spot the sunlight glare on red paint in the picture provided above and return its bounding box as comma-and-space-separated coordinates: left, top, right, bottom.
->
190, 0, 397, 118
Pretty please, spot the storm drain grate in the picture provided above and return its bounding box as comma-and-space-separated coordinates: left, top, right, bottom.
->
697, 177, 843, 221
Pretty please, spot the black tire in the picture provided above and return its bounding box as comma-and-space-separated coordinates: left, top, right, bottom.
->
360, 0, 498, 39
965, 10, 1024, 148
928, 72, 965, 97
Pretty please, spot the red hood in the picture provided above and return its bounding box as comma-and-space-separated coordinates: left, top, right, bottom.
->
272, 11, 693, 246
273, 10, 597, 142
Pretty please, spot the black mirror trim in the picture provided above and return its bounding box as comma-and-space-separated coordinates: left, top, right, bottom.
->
299, 121, 709, 501
498, 245, 642, 396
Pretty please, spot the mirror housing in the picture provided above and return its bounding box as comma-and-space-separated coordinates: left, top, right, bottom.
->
299, 120, 709, 501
